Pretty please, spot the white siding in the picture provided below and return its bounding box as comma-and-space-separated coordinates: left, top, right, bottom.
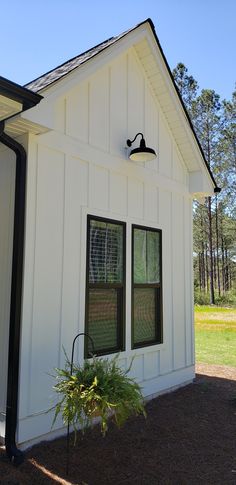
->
0, 147, 15, 437
28, 146, 64, 413
172, 193, 186, 370
18, 48, 194, 445
110, 55, 127, 157
89, 66, 109, 151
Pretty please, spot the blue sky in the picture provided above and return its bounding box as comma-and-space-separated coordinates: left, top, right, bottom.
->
1, 0, 235, 100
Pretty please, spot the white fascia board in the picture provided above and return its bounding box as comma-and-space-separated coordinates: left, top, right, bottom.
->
144, 27, 216, 190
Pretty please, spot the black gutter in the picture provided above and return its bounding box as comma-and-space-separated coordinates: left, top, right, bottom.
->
0, 123, 27, 465
0, 77, 42, 464
0, 76, 42, 109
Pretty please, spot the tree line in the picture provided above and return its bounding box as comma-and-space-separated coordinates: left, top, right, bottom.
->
173, 64, 236, 305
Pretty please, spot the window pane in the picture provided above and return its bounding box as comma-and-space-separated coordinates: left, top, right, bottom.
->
88, 289, 119, 352
133, 229, 146, 283
133, 228, 160, 284
89, 220, 123, 283
133, 288, 156, 344
147, 231, 160, 283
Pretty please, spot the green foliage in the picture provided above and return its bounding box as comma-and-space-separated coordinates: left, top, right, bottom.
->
173, 63, 236, 304
194, 289, 210, 305
172, 62, 198, 115
52, 355, 146, 441
195, 288, 236, 306
215, 289, 236, 306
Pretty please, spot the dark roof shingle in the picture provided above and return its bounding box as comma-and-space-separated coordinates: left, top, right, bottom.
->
25, 27, 135, 92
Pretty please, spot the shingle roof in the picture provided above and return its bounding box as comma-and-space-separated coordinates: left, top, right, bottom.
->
24, 18, 218, 190
25, 26, 135, 93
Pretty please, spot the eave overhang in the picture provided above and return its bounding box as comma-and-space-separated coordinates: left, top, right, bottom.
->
0, 76, 48, 136
0, 76, 42, 117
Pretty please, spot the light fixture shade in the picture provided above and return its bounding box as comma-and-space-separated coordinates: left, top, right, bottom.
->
129, 146, 156, 162
127, 133, 156, 162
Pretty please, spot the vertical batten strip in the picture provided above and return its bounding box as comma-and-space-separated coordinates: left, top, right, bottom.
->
190, 200, 195, 365
170, 192, 174, 370
156, 187, 159, 223
183, 196, 187, 367
87, 82, 90, 146
108, 66, 111, 154
58, 155, 66, 369
64, 98, 67, 135
27, 143, 38, 416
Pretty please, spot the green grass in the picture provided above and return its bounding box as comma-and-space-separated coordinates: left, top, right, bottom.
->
195, 305, 236, 313
195, 305, 236, 367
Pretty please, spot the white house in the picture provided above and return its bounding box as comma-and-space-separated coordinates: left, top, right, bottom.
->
0, 19, 217, 462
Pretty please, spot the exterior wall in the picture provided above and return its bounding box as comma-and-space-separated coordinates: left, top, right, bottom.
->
18, 49, 194, 445
0, 146, 15, 439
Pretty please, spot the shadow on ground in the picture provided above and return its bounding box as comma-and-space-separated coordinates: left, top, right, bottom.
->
0, 369, 236, 485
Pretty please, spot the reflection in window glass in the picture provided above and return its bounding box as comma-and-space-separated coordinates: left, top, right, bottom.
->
133, 288, 156, 344
133, 228, 160, 284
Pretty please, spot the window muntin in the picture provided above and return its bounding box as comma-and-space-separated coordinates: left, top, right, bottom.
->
85, 216, 125, 356
132, 226, 162, 348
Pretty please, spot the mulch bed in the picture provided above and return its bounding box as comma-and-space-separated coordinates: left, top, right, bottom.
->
0, 364, 235, 485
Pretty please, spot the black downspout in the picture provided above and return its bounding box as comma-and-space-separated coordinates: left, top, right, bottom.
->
0, 122, 26, 465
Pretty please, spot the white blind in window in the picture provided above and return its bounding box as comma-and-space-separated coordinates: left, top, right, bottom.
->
89, 220, 123, 283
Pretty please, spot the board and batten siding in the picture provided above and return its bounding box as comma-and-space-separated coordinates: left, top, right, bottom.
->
18, 48, 194, 445
0, 147, 15, 440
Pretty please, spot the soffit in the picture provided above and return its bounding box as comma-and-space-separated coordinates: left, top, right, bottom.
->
0, 95, 22, 121
134, 37, 200, 173
5, 117, 50, 137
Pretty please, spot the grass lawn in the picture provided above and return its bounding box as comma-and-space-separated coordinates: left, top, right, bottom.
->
195, 305, 236, 367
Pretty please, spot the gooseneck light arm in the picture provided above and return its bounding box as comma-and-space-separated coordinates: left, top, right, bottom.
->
127, 133, 144, 147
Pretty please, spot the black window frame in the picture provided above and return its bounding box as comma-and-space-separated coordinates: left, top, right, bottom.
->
85, 215, 126, 357
132, 224, 163, 349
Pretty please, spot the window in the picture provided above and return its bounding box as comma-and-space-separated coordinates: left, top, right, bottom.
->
85, 216, 125, 356
132, 225, 162, 348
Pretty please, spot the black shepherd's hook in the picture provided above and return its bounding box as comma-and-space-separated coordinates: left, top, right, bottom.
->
66, 332, 95, 475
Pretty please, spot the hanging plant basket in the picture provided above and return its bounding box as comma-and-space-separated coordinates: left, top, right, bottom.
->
52, 354, 146, 441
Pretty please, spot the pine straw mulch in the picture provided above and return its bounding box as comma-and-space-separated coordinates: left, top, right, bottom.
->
0, 364, 236, 485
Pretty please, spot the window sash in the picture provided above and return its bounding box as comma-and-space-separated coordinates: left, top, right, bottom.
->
86, 287, 123, 355
132, 225, 162, 349
85, 216, 125, 357
133, 227, 160, 284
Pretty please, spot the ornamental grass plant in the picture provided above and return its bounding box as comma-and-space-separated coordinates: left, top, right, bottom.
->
52, 354, 146, 441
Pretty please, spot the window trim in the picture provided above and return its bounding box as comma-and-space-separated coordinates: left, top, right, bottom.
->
85, 214, 126, 357
131, 224, 163, 349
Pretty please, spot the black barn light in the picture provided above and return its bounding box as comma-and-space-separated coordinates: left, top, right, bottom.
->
127, 133, 156, 162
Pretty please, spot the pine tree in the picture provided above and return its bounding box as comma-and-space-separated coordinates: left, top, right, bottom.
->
173, 64, 236, 304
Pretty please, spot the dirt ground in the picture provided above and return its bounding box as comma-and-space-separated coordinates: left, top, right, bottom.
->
0, 364, 235, 485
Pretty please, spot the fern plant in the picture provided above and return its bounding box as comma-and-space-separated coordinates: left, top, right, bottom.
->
52, 355, 146, 441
